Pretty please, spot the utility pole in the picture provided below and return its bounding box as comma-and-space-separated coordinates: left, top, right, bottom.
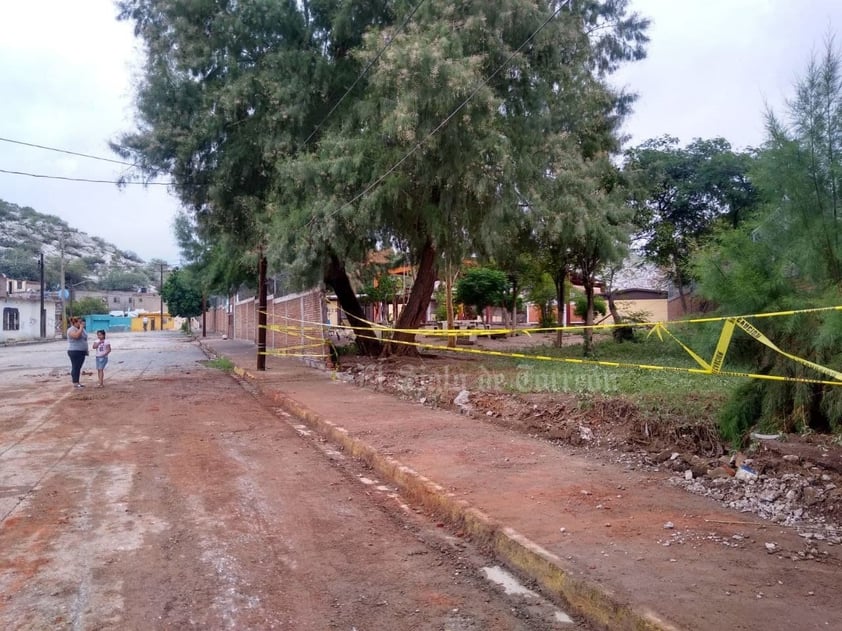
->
257, 251, 267, 371
160, 263, 165, 331
39, 252, 46, 338
60, 232, 67, 338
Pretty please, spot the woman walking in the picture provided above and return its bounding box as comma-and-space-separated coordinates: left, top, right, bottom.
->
67, 317, 88, 388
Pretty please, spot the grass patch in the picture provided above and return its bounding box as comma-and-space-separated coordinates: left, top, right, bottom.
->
205, 356, 235, 372
474, 334, 749, 419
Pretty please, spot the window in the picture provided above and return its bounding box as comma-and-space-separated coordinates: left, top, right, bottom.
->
3, 308, 20, 331
113, 297, 120, 303
15, 280, 23, 290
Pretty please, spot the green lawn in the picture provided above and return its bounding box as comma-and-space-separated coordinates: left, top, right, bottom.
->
473, 333, 749, 419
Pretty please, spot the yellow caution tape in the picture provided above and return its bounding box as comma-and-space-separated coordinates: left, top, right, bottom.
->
733, 317, 842, 381
253, 304, 842, 386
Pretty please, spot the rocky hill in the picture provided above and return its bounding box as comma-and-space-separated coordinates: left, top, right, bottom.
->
0, 198, 152, 286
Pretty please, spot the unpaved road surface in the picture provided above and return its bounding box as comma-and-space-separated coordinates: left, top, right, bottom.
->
0, 333, 582, 630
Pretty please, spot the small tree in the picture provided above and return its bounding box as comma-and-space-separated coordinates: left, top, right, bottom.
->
360, 275, 398, 324
525, 272, 557, 328
573, 295, 607, 320
161, 269, 203, 327
455, 268, 508, 325
69, 297, 107, 318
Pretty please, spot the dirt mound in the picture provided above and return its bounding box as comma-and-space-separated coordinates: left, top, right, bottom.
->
342, 355, 842, 543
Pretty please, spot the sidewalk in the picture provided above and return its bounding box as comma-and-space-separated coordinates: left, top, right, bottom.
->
199, 335, 840, 631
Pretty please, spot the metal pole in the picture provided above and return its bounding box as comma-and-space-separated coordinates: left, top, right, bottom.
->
257, 253, 267, 371
39, 252, 46, 338
60, 233, 67, 338
160, 263, 165, 331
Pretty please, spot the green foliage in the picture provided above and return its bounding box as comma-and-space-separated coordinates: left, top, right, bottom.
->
360, 274, 398, 305
205, 357, 234, 372
455, 268, 508, 319
433, 285, 448, 321
44, 257, 91, 289
100, 269, 153, 291
69, 296, 107, 318
574, 295, 607, 318
0, 248, 41, 280
624, 136, 758, 290
525, 272, 557, 328
161, 268, 203, 319
717, 380, 766, 446
693, 39, 842, 434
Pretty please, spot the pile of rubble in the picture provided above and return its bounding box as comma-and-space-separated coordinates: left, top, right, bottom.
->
661, 452, 842, 545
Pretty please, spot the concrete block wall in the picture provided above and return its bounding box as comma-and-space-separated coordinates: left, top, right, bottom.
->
207, 288, 326, 360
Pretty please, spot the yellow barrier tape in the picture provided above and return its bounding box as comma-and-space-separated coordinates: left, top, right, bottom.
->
267, 302, 842, 337
263, 349, 327, 359
348, 331, 842, 387
257, 304, 842, 386
263, 342, 326, 352
263, 323, 325, 343
734, 317, 842, 381
647, 322, 711, 371
710, 319, 735, 374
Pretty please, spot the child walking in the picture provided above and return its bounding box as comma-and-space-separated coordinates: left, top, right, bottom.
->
92, 330, 112, 387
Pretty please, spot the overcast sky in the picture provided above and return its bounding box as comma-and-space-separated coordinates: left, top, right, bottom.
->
1, 1, 841, 265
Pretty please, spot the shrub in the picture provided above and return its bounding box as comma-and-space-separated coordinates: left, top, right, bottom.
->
718, 380, 765, 446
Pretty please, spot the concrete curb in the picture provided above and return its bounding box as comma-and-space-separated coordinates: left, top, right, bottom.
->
230, 360, 680, 631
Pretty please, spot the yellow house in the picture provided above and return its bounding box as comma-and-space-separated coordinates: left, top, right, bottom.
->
608, 288, 668, 324
131, 313, 174, 331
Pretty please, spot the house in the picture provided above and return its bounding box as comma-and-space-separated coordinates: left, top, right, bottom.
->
606, 288, 669, 323
75, 288, 166, 316
0, 274, 60, 343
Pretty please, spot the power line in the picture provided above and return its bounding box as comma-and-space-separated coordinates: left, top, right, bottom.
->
312, 0, 571, 227
0, 167, 173, 186
0, 2, 427, 190
0, 136, 135, 166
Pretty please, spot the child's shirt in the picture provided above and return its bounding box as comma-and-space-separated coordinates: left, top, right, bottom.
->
95, 341, 111, 357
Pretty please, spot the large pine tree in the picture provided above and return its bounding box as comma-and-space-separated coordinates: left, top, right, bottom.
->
695, 39, 842, 437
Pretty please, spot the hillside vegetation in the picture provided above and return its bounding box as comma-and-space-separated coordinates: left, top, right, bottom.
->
0, 198, 158, 290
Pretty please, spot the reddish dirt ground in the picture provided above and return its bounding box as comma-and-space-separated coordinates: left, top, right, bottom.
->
340, 342, 842, 534
0, 350, 579, 630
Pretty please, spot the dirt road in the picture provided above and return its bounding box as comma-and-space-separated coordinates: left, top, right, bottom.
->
0, 334, 582, 630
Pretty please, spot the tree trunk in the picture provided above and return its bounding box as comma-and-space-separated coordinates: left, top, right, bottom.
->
607, 290, 634, 342
386, 238, 437, 356
446, 258, 456, 349
508, 276, 519, 336
324, 253, 382, 356
553, 269, 567, 348
583, 279, 595, 357
674, 267, 688, 314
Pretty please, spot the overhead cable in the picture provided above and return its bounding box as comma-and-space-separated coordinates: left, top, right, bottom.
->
0, 136, 136, 166
0, 167, 172, 185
